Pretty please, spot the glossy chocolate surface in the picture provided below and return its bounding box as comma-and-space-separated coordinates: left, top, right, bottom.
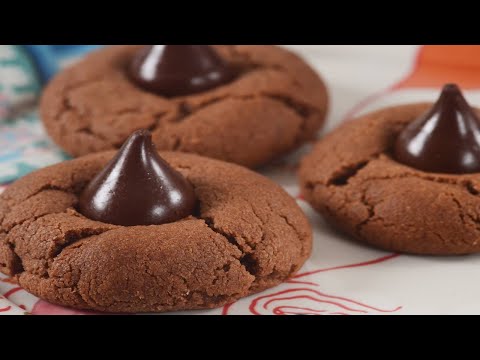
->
79, 130, 196, 226
395, 84, 480, 174
129, 45, 234, 97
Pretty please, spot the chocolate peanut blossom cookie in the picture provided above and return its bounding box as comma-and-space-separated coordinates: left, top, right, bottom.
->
0, 130, 311, 313
300, 84, 480, 255
40, 45, 328, 168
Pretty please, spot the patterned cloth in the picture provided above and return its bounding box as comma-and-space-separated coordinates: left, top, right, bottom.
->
0, 46, 40, 119
22, 45, 101, 83
0, 45, 101, 183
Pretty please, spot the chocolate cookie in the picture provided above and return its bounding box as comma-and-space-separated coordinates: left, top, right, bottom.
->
40, 45, 328, 168
299, 103, 480, 255
0, 152, 311, 313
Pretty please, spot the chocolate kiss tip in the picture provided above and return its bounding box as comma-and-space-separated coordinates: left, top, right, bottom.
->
394, 83, 480, 174
443, 83, 460, 91
129, 45, 234, 97
439, 83, 462, 98
78, 129, 197, 227
131, 128, 150, 138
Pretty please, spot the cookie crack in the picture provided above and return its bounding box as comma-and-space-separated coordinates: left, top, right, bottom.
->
328, 161, 370, 186
50, 227, 113, 263
263, 198, 308, 260
263, 94, 313, 120
264, 94, 319, 146
1, 191, 77, 238
3, 209, 59, 235
354, 187, 376, 236
201, 217, 257, 278
189, 292, 231, 304
304, 155, 384, 194
23, 226, 117, 308
431, 230, 450, 246
316, 153, 480, 200
359, 171, 480, 199
74, 108, 168, 149
58, 80, 170, 149
2, 184, 72, 209
54, 79, 106, 123
448, 193, 480, 246
449, 195, 471, 246
172, 93, 315, 123
244, 201, 266, 251
138, 96, 232, 135
0, 204, 9, 226
1, 239, 24, 276
333, 168, 480, 246
77, 126, 114, 146
147, 112, 169, 132
146, 91, 318, 147
4, 210, 115, 280
278, 213, 307, 256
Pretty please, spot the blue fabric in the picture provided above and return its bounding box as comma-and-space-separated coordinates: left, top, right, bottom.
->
23, 45, 102, 83
0, 45, 102, 184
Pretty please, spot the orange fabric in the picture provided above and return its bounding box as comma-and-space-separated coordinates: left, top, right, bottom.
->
399, 45, 480, 89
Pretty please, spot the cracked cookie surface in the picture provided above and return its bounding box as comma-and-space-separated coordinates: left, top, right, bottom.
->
40, 45, 328, 168
299, 103, 480, 255
0, 152, 311, 313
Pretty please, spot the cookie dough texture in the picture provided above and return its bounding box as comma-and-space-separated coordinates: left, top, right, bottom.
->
0, 152, 311, 313
40, 45, 328, 168
300, 104, 480, 255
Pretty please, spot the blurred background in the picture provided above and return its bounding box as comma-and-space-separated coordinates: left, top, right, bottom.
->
2, 45, 480, 183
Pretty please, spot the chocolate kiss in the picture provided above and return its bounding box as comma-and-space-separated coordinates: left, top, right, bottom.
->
129, 45, 234, 97
78, 130, 196, 226
394, 84, 480, 174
